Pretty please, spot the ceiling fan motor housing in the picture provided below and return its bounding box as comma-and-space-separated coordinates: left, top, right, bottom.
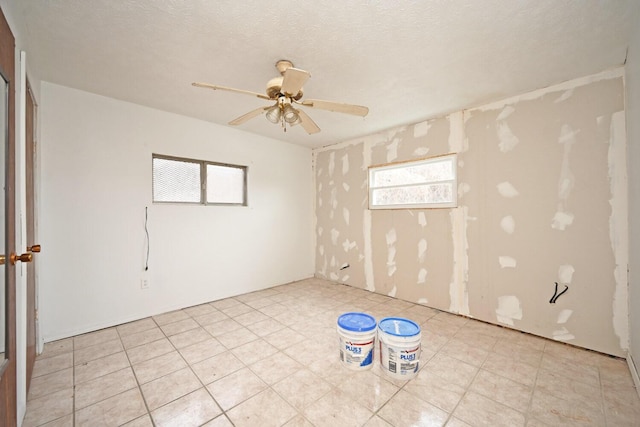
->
266, 76, 303, 100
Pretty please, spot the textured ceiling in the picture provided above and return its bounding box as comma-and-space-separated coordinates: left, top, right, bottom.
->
16, 0, 639, 148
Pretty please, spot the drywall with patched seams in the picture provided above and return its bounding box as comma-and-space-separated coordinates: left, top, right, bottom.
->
314, 69, 628, 357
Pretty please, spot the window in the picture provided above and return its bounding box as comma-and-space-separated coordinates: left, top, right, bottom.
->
152, 154, 247, 205
368, 154, 457, 209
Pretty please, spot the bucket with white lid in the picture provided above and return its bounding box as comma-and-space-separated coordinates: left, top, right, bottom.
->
336, 312, 377, 370
378, 317, 422, 380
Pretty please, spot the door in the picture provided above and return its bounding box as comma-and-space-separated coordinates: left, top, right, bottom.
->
25, 82, 37, 393
0, 4, 16, 426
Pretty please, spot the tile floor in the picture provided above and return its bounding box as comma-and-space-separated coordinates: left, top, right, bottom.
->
23, 278, 640, 426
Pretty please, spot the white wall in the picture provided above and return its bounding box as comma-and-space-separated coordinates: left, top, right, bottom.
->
39, 82, 314, 341
627, 8, 640, 382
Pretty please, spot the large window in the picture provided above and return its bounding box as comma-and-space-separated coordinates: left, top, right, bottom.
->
368, 154, 457, 209
152, 154, 247, 205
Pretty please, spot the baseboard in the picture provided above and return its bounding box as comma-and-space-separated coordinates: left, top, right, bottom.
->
627, 352, 640, 397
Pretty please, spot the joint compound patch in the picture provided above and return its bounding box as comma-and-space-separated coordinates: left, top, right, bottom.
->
413, 147, 430, 156
342, 183, 350, 192
557, 309, 573, 324
418, 212, 427, 228
558, 265, 575, 283
496, 296, 522, 326
553, 327, 575, 341
341, 154, 349, 175
500, 216, 515, 234
387, 138, 399, 163
497, 121, 520, 153
414, 120, 431, 138
418, 268, 428, 284
499, 256, 517, 269
418, 239, 428, 263
330, 229, 340, 245
388, 286, 397, 297
417, 298, 429, 305
343, 208, 350, 225
328, 152, 335, 177
497, 182, 519, 198
551, 211, 574, 230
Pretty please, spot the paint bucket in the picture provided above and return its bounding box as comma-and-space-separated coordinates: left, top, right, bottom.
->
378, 317, 422, 380
336, 312, 377, 370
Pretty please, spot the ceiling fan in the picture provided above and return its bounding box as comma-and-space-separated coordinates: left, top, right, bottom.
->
192, 60, 369, 134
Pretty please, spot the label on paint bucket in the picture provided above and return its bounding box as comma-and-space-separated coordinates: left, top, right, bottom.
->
378, 317, 421, 379
337, 312, 377, 370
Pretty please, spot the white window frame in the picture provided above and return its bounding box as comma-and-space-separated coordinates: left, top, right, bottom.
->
152, 154, 248, 206
368, 154, 457, 210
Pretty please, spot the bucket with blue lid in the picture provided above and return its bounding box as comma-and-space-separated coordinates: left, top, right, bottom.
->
336, 312, 377, 370
378, 317, 422, 379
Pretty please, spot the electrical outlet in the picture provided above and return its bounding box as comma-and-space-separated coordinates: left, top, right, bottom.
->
141, 278, 149, 290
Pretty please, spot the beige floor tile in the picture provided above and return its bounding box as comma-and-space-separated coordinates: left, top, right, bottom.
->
191, 351, 245, 384
151, 388, 221, 427
140, 367, 202, 410
75, 387, 147, 426
38, 338, 73, 360
249, 352, 303, 385
117, 318, 157, 337
227, 388, 297, 427
308, 356, 358, 387
193, 310, 229, 327
540, 353, 600, 387
160, 318, 200, 336
202, 318, 243, 337
168, 327, 212, 349
22, 388, 74, 427
74, 339, 124, 365
453, 328, 499, 352
599, 356, 636, 387
28, 368, 73, 401
245, 296, 277, 309
183, 303, 217, 317
32, 352, 73, 378
403, 368, 465, 412
425, 353, 478, 388
132, 351, 187, 384
603, 384, 640, 426
210, 297, 241, 310
221, 303, 254, 318
216, 327, 259, 349
230, 338, 279, 365
206, 367, 267, 410
74, 328, 119, 350
535, 368, 602, 406
74, 351, 130, 384
482, 352, 538, 387
126, 338, 174, 365
202, 414, 234, 426
153, 309, 190, 326
233, 310, 270, 326
470, 369, 532, 413
439, 337, 490, 367
272, 369, 332, 411
283, 414, 315, 427
246, 317, 286, 337
178, 338, 226, 365
445, 418, 473, 427
121, 327, 165, 350
37, 414, 74, 427
303, 388, 373, 427
263, 327, 306, 350
421, 329, 450, 353
378, 389, 450, 427
363, 415, 393, 427
122, 414, 154, 427
453, 391, 525, 427
337, 370, 399, 412
74, 366, 138, 409
258, 302, 289, 317
529, 389, 605, 426
492, 340, 543, 367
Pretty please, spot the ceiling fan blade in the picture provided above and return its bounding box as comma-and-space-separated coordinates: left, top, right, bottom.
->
192, 82, 271, 100
281, 68, 310, 97
228, 106, 270, 125
296, 108, 320, 134
301, 99, 369, 117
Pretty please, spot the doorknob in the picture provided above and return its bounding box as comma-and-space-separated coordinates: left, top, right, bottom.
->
10, 252, 33, 264
28, 244, 41, 253
0, 255, 4, 265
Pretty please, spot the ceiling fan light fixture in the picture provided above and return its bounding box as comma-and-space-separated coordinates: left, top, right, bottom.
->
282, 104, 299, 124
265, 105, 282, 124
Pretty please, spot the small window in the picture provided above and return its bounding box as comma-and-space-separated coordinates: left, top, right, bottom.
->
368, 154, 457, 209
152, 154, 247, 205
